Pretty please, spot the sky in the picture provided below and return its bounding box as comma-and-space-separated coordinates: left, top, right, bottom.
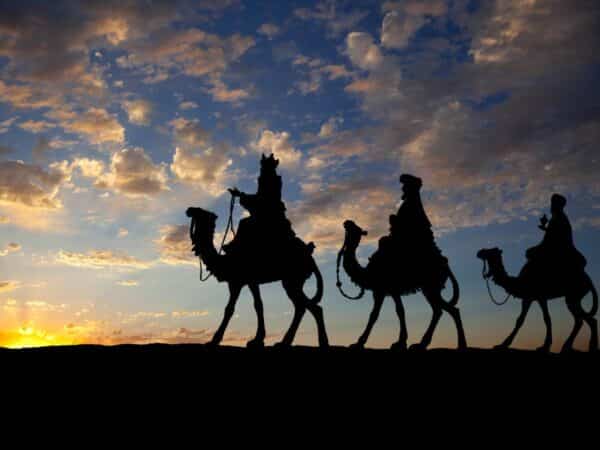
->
0, 0, 599, 350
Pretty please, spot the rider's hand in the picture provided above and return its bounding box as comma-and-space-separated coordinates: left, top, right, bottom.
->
228, 187, 241, 197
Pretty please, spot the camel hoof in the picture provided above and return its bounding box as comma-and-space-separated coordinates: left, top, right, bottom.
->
493, 344, 509, 351
246, 339, 265, 349
560, 346, 576, 354
204, 340, 220, 349
409, 343, 427, 352
390, 341, 407, 352
535, 345, 551, 353
348, 342, 364, 350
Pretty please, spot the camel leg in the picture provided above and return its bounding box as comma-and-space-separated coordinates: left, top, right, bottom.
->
305, 301, 329, 348
495, 299, 531, 350
438, 297, 467, 350
390, 294, 407, 351
537, 301, 552, 352
351, 291, 385, 349
209, 283, 242, 346
562, 298, 584, 353
411, 291, 442, 351
275, 280, 306, 347
246, 283, 265, 348
586, 313, 598, 352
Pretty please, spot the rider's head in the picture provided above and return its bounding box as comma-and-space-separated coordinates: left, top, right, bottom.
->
551, 193, 567, 214
261, 153, 279, 172
399, 174, 422, 199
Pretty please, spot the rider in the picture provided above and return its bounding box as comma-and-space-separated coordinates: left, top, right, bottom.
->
525, 193, 586, 273
373, 174, 445, 276
223, 154, 296, 257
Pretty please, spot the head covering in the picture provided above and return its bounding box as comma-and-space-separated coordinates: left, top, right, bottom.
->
399, 174, 423, 191
551, 193, 567, 210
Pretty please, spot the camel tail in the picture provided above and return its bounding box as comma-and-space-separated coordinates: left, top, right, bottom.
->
584, 273, 598, 316
442, 266, 460, 306
305, 257, 324, 304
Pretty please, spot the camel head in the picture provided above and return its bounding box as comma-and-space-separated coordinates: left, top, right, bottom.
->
187, 207, 218, 236
343, 220, 368, 249
477, 247, 503, 277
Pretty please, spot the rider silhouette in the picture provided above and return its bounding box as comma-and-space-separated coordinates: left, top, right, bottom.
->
224, 154, 295, 257
371, 174, 445, 281
525, 193, 586, 273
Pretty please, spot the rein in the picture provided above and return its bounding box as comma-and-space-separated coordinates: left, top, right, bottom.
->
335, 243, 365, 301
482, 260, 511, 306
195, 194, 237, 282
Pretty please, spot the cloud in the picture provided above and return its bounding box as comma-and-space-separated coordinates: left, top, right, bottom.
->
291, 55, 353, 95
169, 117, 235, 195
118, 227, 129, 238
53, 107, 125, 145
179, 101, 198, 110
257, 23, 281, 39
18, 120, 56, 134
170, 145, 233, 196
253, 130, 301, 168
0, 216, 9, 224
294, 1, 369, 37
318, 117, 344, 138
117, 280, 139, 287
206, 77, 251, 103
345, 32, 383, 70
0, 116, 18, 133
95, 148, 169, 197
0, 160, 69, 209
121, 99, 153, 125
0, 144, 14, 156
381, 1, 448, 49
155, 224, 196, 266
56, 249, 153, 270
170, 117, 210, 147
290, 178, 398, 252
0, 280, 20, 293
171, 310, 209, 318
0, 242, 20, 256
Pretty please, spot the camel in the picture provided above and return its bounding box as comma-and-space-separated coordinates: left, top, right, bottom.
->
339, 220, 467, 350
477, 248, 598, 352
186, 206, 329, 349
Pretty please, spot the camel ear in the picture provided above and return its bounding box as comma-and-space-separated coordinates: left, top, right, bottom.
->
361, 230, 368, 236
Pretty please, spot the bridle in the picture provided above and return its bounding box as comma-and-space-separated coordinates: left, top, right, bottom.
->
481, 258, 511, 306
335, 238, 365, 301
191, 194, 237, 282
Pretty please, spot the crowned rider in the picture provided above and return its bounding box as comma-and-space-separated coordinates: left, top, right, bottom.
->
224, 154, 295, 257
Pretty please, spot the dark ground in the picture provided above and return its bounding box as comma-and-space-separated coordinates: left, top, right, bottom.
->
2, 345, 597, 427
2, 344, 597, 387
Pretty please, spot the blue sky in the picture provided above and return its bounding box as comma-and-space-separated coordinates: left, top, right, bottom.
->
0, 0, 599, 349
